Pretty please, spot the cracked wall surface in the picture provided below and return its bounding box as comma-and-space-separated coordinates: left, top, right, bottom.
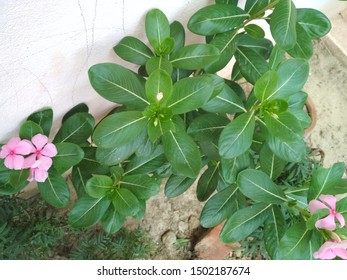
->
0, 0, 345, 142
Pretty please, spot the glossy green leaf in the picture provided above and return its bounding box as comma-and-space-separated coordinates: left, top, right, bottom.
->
287, 107, 311, 129
170, 44, 220, 70
306, 208, 330, 230
264, 111, 303, 142
170, 21, 185, 53
93, 111, 147, 148
197, 162, 220, 202
146, 56, 173, 76
237, 34, 273, 59
287, 23, 313, 59
308, 162, 345, 201
216, 0, 238, 5
202, 83, 245, 114
235, 46, 270, 84
260, 144, 286, 180
53, 142, 84, 174
37, 170, 70, 208
171, 68, 193, 83
238, 169, 287, 204
276, 222, 312, 260
162, 130, 201, 178
200, 185, 238, 228
69, 196, 110, 228
85, 175, 113, 199
270, 0, 297, 50
267, 135, 306, 163
164, 174, 195, 198
145, 69, 172, 104
297, 8, 331, 39
27, 108, 53, 136
188, 4, 249, 36
112, 188, 139, 217
62, 103, 89, 123
9, 169, 30, 188
337, 196, 347, 219
0, 168, 28, 195
220, 202, 272, 243
88, 63, 149, 110
288, 91, 308, 109
145, 9, 170, 53
53, 112, 94, 144
269, 45, 286, 70
19, 121, 43, 140
166, 76, 214, 115
219, 112, 255, 159
160, 37, 175, 55
220, 153, 250, 185
245, 0, 276, 15
254, 70, 278, 103
204, 30, 238, 73
264, 205, 287, 260
244, 24, 265, 39
101, 206, 125, 234
231, 61, 242, 81
114, 36, 154, 65
120, 174, 160, 200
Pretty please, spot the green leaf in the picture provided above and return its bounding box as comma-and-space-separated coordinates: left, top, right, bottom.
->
306, 208, 330, 230
146, 56, 173, 76
112, 188, 139, 217
216, 0, 238, 5
200, 185, 239, 228
164, 175, 195, 198
145, 9, 170, 53
170, 44, 220, 70
308, 162, 345, 200
69, 196, 110, 228
254, 70, 278, 103
220, 202, 272, 243
235, 46, 270, 84
267, 59, 309, 100
276, 222, 312, 260
188, 4, 249, 36
245, 0, 276, 15
160, 37, 175, 55
197, 162, 220, 201
244, 24, 265, 39
88, 63, 149, 110
264, 111, 303, 142
53, 142, 84, 174
162, 130, 201, 178
202, 83, 245, 114
0, 169, 28, 195
101, 206, 125, 234
85, 175, 113, 199
337, 196, 347, 220
297, 8, 331, 39
114, 36, 154, 65
166, 76, 214, 115
170, 21, 185, 53
237, 169, 287, 204
204, 30, 238, 73
19, 121, 43, 140
260, 144, 286, 180
219, 112, 255, 159
267, 135, 306, 163
37, 170, 70, 208
53, 112, 94, 144
231, 61, 242, 81
27, 108, 53, 136
264, 205, 287, 260
93, 111, 147, 149
237, 34, 273, 59
270, 0, 297, 50
9, 169, 30, 188
220, 153, 250, 184
287, 23, 313, 59
145, 69, 172, 104
171, 68, 193, 83
120, 174, 160, 200
269, 45, 286, 70
62, 103, 89, 123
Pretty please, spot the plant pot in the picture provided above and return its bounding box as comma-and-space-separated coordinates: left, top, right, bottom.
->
304, 95, 317, 138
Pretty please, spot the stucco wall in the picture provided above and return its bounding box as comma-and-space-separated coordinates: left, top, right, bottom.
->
0, 0, 345, 142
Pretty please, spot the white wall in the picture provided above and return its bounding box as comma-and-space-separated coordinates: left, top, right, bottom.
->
0, 0, 345, 142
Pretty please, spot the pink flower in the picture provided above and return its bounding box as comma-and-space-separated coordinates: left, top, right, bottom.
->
308, 194, 345, 230
28, 160, 49, 183
313, 240, 347, 260
24, 134, 57, 171
0, 137, 32, 170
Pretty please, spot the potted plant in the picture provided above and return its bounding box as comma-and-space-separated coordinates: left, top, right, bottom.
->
1, 0, 346, 260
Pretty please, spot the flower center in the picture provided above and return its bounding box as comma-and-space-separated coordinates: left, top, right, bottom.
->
9, 150, 15, 156
35, 150, 41, 156
331, 209, 337, 216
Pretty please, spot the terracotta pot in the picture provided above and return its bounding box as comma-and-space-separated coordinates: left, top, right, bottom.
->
304, 95, 317, 138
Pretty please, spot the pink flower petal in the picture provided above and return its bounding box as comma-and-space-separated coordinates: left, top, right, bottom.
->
31, 134, 48, 151
27, 169, 35, 182
335, 213, 345, 228
333, 248, 347, 259
6, 137, 21, 150
5, 155, 24, 170
41, 143, 57, 157
315, 214, 336, 230
0, 145, 10, 158
339, 240, 347, 249
15, 140, 34, 155
37, 156, 52, 171
319, 194, 336, 209
308, 200, 328, 213
314, 248, 336, 260
34, 169, 48, 182
23, 154, 37, 169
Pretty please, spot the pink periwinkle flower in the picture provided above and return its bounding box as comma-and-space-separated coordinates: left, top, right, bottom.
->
24, 134, 57, 171
28, 159, 50, 183
313, 239, 347, 260
0, 137, 32, 170
308, 194, 345, 230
